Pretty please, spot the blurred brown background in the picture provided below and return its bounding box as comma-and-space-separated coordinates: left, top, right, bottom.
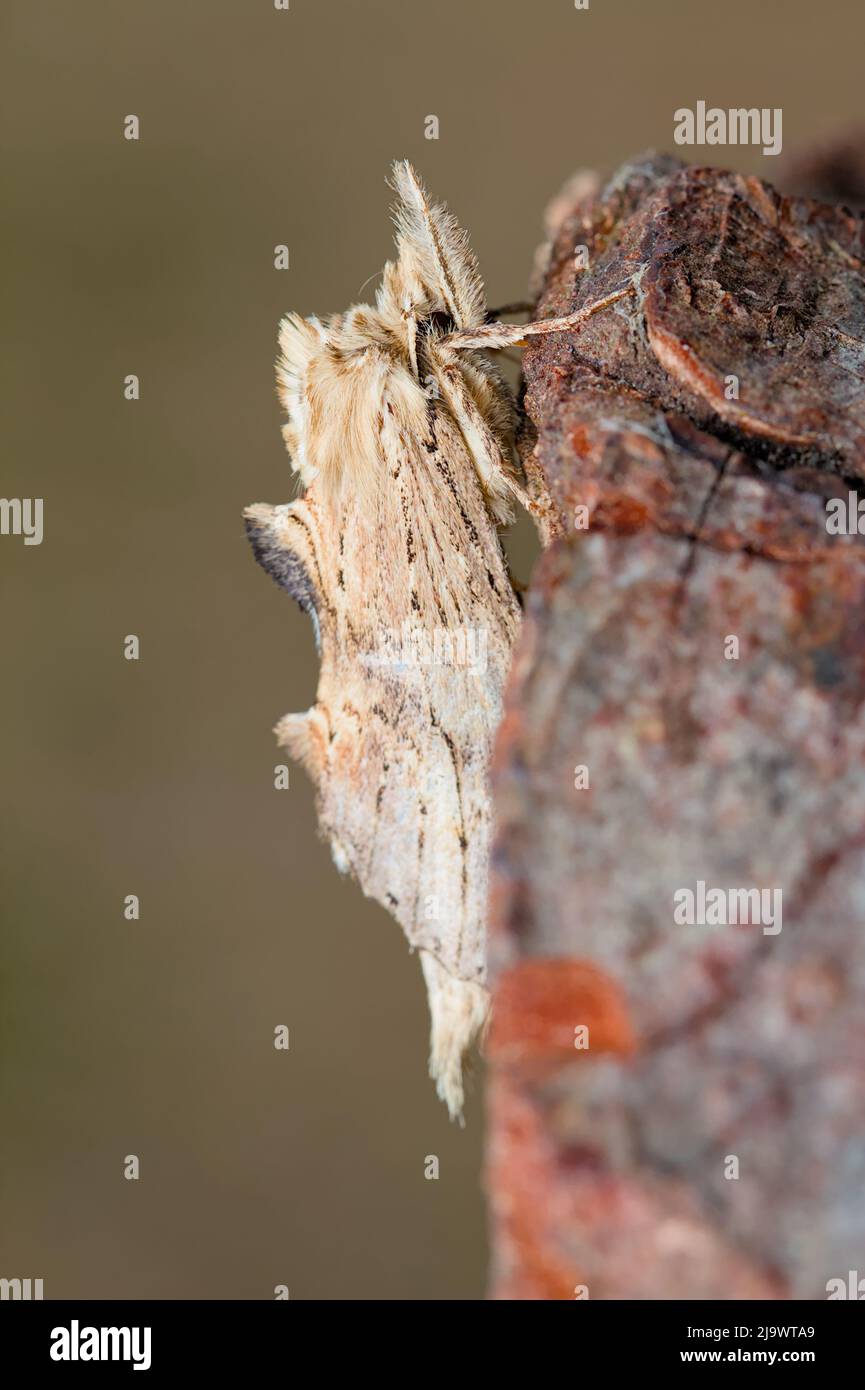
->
1, 0, 862, 1300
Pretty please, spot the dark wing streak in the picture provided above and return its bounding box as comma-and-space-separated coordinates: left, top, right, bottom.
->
411, 808, 426, 932
430, 451, 483, 549
425, 444, 516, 642
284, 510, 336, 623
429, 705, 470, 970
412, 465, 467, 628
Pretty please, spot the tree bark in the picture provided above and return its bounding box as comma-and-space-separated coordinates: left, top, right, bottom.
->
485, 154, 865, 1300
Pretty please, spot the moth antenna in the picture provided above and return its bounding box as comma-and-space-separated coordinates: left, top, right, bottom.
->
389, 160, 487, 329
440, 283, 637, 350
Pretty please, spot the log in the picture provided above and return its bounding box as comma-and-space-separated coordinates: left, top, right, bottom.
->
485, 154, 865, 1300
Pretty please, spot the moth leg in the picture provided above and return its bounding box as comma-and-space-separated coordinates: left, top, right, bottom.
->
503, 456, 562, 543
430, 350, 557, 537
430, 353, 522, 511
441, 283, 635, 351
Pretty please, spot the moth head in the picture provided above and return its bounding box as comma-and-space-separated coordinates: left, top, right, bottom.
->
275, 163, 499, 510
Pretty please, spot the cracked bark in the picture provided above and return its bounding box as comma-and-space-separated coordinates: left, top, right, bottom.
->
485, 154, 865, 1300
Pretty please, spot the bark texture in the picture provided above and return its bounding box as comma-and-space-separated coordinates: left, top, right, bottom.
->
485, 154, 865, 1300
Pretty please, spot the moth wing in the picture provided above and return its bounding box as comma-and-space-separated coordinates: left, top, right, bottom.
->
245, 410, 518, 1115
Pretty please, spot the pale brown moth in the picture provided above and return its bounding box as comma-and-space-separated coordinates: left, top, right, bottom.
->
245, 163, 631, 1117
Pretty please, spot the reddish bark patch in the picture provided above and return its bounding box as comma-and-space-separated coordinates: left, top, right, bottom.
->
489, 958, 636, 1065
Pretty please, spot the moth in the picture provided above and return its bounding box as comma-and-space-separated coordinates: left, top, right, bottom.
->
245, 162, 630, 1117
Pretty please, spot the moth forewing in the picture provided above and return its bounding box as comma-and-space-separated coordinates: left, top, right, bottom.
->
246, 160, 629, 1116
246, 384, 518, 1118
